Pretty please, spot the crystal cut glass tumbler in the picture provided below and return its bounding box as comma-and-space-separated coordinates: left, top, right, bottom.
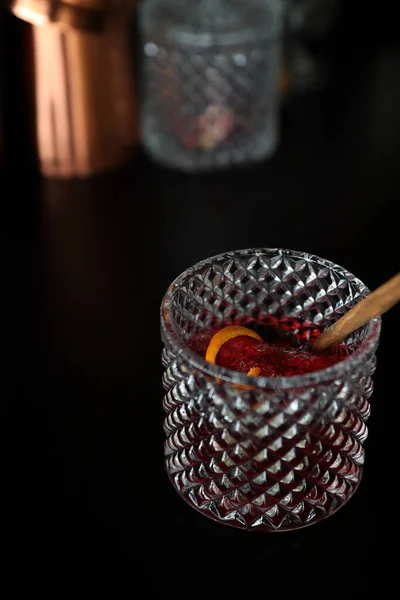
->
139, 0, 284, 171
161, 249, 380, 532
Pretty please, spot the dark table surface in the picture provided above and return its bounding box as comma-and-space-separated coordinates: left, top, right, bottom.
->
1, 4, 399, 594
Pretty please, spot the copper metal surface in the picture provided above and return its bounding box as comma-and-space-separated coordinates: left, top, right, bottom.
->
12, 0, 138, 178
12, 0, 134, 31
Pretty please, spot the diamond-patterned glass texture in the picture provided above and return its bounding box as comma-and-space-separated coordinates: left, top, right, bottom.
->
139, 0, 284, 170
161, 249, 380, 531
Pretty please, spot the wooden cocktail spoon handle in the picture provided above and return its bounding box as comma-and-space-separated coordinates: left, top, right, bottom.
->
312, 272, 400, 353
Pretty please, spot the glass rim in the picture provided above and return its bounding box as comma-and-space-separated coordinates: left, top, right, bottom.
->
161, 248, 382, 390
140, 0, 284, 48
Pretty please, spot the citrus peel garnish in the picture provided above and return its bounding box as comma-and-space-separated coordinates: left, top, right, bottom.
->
247, 367, 261, 377
205, 325, 262, 366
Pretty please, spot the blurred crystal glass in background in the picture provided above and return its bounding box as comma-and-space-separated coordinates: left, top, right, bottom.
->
139, 0, 285, 172
285, 0, 341, 93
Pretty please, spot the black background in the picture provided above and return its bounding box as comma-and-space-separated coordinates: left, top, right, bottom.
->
1, 1, 398, 594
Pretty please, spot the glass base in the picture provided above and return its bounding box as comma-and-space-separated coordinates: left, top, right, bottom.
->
142, 127, 278, 172
167, 466, 363, 532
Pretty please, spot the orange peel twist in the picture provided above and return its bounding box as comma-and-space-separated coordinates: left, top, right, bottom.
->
205, 326, 263, 377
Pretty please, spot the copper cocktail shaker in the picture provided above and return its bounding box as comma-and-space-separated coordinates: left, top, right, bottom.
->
12, 0, 138, 178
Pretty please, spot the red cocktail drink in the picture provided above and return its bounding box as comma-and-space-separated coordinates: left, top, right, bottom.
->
161, 249, 380, 531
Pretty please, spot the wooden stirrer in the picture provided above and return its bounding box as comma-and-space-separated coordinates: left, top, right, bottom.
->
312, 272, 400, 353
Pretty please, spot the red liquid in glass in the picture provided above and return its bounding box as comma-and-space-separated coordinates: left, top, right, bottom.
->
190, 317, 349, 377
166, 318, 364, 530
